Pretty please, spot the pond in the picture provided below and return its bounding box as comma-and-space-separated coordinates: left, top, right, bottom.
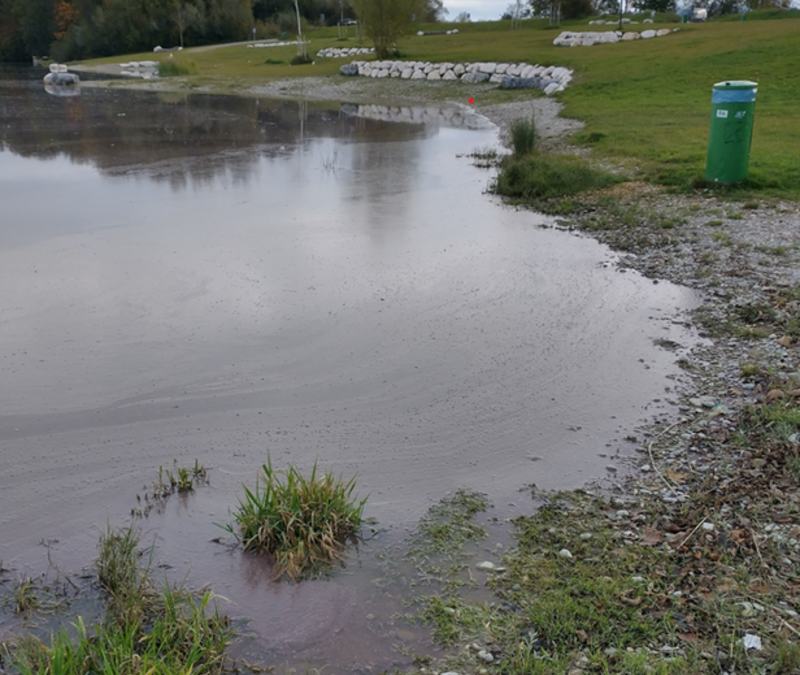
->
0, 68, 700, 671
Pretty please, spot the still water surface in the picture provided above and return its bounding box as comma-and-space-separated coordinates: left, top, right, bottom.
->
0, 72, 699, 670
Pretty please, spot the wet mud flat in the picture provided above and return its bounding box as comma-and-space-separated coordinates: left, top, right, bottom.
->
0, 75, 701, 672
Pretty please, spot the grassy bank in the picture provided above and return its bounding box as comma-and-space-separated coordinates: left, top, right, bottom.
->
77, 11, 799, 200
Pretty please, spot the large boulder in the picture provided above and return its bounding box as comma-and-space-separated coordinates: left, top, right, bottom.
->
339, 63, 359, 76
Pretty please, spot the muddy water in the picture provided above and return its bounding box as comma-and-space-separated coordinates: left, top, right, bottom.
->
1, 71, 699, 670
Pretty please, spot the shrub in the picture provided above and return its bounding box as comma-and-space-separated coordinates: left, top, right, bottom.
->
226, 458, 367, 580
290, 53, 313, 65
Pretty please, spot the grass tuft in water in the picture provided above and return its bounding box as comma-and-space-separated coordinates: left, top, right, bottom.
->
6, 526, 233, 675
225, 457, 367, 580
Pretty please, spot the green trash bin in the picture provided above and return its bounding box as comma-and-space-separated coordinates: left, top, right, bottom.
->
705, 80, 758, 183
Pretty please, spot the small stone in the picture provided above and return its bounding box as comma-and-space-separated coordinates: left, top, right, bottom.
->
477, 650, 494, 663
558, 549, 573, 559
743, 633, 762, 651
603, 647, 617, 657
579, 532, 593, 540
631, 575, 644, 582
475, 561, 496, 571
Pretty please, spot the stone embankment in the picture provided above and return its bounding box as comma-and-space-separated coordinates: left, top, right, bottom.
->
340, 60, 573, 94
554, 27, 677, 46
317, 46, 374, 58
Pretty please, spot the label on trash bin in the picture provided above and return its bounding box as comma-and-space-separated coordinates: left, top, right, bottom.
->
716, 109, 728, 118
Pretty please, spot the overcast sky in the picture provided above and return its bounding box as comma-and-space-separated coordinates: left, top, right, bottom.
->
441, 0, 513, 21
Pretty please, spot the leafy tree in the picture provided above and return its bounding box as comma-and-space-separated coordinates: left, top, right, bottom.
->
422, 0, 447, 21
0, 0, 27, 60
12, 0, 57, 56
632, 0, 674, 11
560, 0, 594, 17
350, 0, 424, 58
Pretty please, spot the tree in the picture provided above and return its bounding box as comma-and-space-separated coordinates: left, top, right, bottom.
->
422, 0, 447, 21
12, 0, 57, 56
453, 10, 470, 20
350, 0, 424, 58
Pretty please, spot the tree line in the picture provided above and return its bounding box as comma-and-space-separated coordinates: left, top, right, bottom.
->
0, 0, 445, 62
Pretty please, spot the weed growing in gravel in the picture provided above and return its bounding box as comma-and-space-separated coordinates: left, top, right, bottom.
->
226, 457, 367, 580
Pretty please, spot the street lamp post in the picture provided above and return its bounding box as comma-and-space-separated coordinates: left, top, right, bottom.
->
294, 0, 307, 59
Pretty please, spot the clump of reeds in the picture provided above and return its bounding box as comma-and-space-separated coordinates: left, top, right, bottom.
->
226, 457, 367, 580
509, 116, 537, 157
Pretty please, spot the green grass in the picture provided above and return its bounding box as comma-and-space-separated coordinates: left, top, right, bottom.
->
5, 526, 233, 675
157, 59, 197, 77
225, 457, 367, 580
495, 152, 621, 205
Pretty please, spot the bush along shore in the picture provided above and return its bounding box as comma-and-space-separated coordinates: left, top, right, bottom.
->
380, 114, 800, 674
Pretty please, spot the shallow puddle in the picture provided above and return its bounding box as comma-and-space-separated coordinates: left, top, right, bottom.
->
1, 70, 700, 671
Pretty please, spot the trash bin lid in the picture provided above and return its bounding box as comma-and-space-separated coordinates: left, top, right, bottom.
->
713, 80, 758, 90
712, 80, 757, 103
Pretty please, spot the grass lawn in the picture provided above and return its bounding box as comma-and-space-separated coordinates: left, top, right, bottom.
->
78, 11, 799, 198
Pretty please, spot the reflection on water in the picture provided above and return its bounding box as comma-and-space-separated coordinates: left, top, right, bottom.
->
0, 68, 701, 674
0, 74, 436, 191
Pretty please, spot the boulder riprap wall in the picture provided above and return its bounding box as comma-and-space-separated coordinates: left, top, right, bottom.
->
339, 60, 573, 95
317, 46, 375, 58
553, 27, 676, 46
